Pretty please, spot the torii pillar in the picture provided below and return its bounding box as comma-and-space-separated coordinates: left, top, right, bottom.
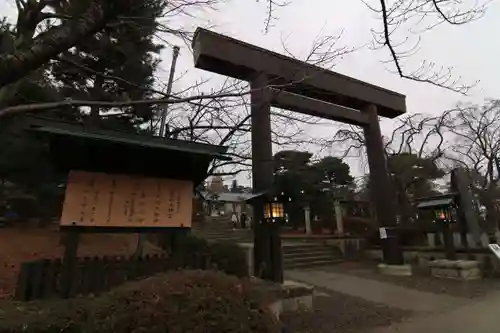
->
251, 73, 283, 283
363, 105, 403, 265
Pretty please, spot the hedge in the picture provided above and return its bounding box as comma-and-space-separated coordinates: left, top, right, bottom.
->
0, 270, 280, 333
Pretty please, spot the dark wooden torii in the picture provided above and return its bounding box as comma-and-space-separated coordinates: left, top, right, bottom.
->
192, 28, 407, 282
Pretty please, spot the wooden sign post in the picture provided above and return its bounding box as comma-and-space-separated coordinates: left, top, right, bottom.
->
25, 117, 230, 298
59, 171, 194, 297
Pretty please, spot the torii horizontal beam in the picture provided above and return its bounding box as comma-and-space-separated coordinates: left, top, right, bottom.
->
270, 89, 369, 126
192, 27, 406, 119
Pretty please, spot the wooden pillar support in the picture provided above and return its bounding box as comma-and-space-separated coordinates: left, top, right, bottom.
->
61, 229, 80, 298
250, 74, 283, 283
363, 104, 403, 265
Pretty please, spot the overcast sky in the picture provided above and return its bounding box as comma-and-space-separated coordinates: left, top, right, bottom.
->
1, 0, 499, 186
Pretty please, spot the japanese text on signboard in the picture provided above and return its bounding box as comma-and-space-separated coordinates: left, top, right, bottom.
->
60, 171, 193, 228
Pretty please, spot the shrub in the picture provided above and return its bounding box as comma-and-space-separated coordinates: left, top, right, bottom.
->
0, 271, 280, 333
183, 233, 210, 253
207, 241, 248, 278
89, 270, 280, 333
0, 298, 89, 333
152, 233, 249, 277
181, 235, 249, 278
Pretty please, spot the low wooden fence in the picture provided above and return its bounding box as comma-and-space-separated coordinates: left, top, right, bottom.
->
15, 253, 211, 301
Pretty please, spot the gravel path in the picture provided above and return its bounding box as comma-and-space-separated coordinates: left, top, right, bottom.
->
281, 288, 412, 333
319, 261, 500, 299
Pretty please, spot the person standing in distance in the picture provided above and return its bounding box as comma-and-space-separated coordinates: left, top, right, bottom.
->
240, 211, 247, 229
231, 212, 238, 230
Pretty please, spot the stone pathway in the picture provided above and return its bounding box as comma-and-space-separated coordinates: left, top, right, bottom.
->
369, 290, 500, 333
287, 268, 500, 332
286, 269, 468, 313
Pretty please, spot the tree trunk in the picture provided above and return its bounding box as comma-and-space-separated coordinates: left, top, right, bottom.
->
0, 1, 121, 88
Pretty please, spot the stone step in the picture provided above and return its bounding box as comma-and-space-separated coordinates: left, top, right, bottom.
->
284, 252, 341, 262
193, 229, 344, 270
284, 258, 344, 269
283, 249, 339, 258
282, 243, 344, 270
195, 236, 252, 242
283, 245, 340, 254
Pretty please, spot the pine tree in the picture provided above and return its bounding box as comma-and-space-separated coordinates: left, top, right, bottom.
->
50, 0, 166, 131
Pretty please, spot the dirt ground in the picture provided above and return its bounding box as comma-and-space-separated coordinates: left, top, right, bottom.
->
0, 226, 164, 300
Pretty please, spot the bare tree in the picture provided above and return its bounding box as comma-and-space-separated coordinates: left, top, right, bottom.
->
150, 78, 338, 178
1, 0, 491, 182
266, 0, 489, 93
331, 112, 448, 170
443, 100, 500, 232
2, 0, 491, 100
329, 112, 449, 222
370, 0, 487, 93
0, 0, 353, 178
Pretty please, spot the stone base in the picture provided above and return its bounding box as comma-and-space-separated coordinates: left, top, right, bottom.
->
428, 259, 481, 280
256, 279, 314, 319
378, 263, 413, 276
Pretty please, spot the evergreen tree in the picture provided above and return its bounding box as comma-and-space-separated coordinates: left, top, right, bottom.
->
0, 20, 77, 193
50, 0, 166, 131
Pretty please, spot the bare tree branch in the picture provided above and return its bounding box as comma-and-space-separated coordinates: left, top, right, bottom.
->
0, 0, 133, 88
363, 0, 487, 93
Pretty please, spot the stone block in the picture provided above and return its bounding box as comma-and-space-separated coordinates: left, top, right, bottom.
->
429, 259, 481, 280
259, 279, 315, 319
377, 263, 412, 276
282, 295, 313, 312
268, 300, 282, 319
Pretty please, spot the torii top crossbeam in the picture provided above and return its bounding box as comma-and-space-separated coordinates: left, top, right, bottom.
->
192, 28, 406, 120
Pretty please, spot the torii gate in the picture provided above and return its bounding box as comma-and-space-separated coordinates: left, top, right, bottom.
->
192, 28, 406, 282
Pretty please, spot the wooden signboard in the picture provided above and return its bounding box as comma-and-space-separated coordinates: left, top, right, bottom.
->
60, 171, 193, 228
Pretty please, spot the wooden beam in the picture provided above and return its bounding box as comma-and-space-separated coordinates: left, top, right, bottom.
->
192, 28, 406, 119
270, 89, 369, 126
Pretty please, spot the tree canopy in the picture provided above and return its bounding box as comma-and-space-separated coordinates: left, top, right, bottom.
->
272, 150, 355, 227
0, 1, 168, 217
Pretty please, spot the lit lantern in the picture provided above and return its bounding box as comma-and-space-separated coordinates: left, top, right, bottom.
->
415, 193, 457, 260
247, 189, 290, 224
264, 196, 285, 223
434, 206, 454, 223
415, 194, 456, 224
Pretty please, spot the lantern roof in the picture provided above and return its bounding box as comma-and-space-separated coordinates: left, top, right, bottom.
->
246, 188, 292, 203
415, 193, 457, 210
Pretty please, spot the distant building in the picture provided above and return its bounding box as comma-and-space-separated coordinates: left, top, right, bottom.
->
208, 176, 224, 193
200, 191, 254, 217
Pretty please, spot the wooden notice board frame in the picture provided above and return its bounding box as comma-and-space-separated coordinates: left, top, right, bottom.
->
60, 170, 193, 233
